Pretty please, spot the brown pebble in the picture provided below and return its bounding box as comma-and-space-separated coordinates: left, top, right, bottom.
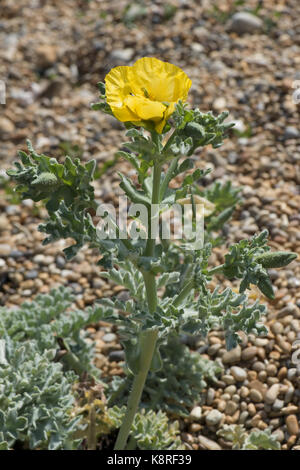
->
249, 389, 263, 403
248, 403, 256, 416
189, 423, 201, 433
286, 415, 299, 435
242, 346, 258, 361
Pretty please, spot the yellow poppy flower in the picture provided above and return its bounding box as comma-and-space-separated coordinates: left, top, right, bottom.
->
105, 57, 192, 133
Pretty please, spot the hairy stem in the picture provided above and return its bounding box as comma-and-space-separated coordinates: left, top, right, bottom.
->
159, 156, 179, 202
173, 279, 194, 307
114, 328, 158, 450
114, 159, 161, 450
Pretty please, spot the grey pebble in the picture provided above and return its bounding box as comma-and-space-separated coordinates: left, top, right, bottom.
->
102, 333, 117, 343
229, 12, 263, 35
206, 409, 223, 426
25, 270, 38, 280
108, 350, 125, 362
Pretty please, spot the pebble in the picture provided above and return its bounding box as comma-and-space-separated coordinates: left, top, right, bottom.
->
206, 409, 223, 426
231, 366, 247, 382
198, 436, 221, 450
222, 346, 241, 364
229, 12, 263, 35
241, 346, 258, 361
108, 350, 125, 362
55, 255, 66, 269
249, 389, 263, 403
0, 244, 11, 256
33, 254, 54, 265
24, 270, 38, 280
222, 374, 235, 385
189, 406, 202, 421
225, 400, 239, 415
206, 388, 215, 405
265, 384, 280, 404
272, 399, 284, 411
0, 116, 15, 135
283, 126, 299, 140
272, 429, 285, 443
0, 215, 9, 231
224, 385, 236, 395
102, 333, 117, 343
36, 44, 58, 68
286, 415, 299, 435
111, 48, 134, 62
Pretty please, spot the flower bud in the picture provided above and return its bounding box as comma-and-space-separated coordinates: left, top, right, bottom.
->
256, 251, 297, 268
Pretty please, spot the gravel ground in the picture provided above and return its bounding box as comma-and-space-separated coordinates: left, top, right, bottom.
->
0, 0, 299, 450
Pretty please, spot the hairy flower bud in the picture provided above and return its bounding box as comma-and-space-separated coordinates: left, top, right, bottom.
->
256, 251, 297, 268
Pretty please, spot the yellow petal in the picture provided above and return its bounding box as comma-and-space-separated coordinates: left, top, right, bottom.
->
129, 57, 192, 103
124, 95, 166, 121
154, 102, 176, 133
105, 65, 138, 121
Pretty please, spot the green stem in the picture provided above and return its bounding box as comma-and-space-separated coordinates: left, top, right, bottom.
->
207, 264, 224, 275
173, 279, 194, 307
159, 156, 179, 202
114, 328, 158, 450
144, 163, 162, 257
114, 159, 162, 450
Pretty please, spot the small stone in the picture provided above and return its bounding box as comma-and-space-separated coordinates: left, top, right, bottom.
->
249, 389, 263, 403
222, 374, 235, 385
198, 435, 221, 450
248, 380, 267, 397
224, 385, 237, 395
272, 429, 285, 443
213, 97, 227, 111
9, 250, 24, 259
190, 406, 202, 421
266, 364, 277, 377
265, 384, 280, 404
0, 116, 15, 135
231, 366, 247, 382
206, 388, 215, 405
102, 333, 117, 343
24, 270, 38, 280
217, 400, 226, 412
55, 255, 66, 269
248, 403, 256, 416
111, 48, 134, 62
286, 415, 299, 436
0, 215, 9, 231
0, 244, 11, 256
222, 345, 241, 364
225, 400, 239, 416
36, 44, 58, 68
229, 12, 263, 35
241, 346, 258, 361
272, 399, 284, 411
240, 386, 249, 398
206, 409, 223, 426
271, 322, 284, 335
108, 350, 125, 362
283, 126, 299, 140
0, 258, 6, 268
189, 423, 201, 433
287, 368, 297, 381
